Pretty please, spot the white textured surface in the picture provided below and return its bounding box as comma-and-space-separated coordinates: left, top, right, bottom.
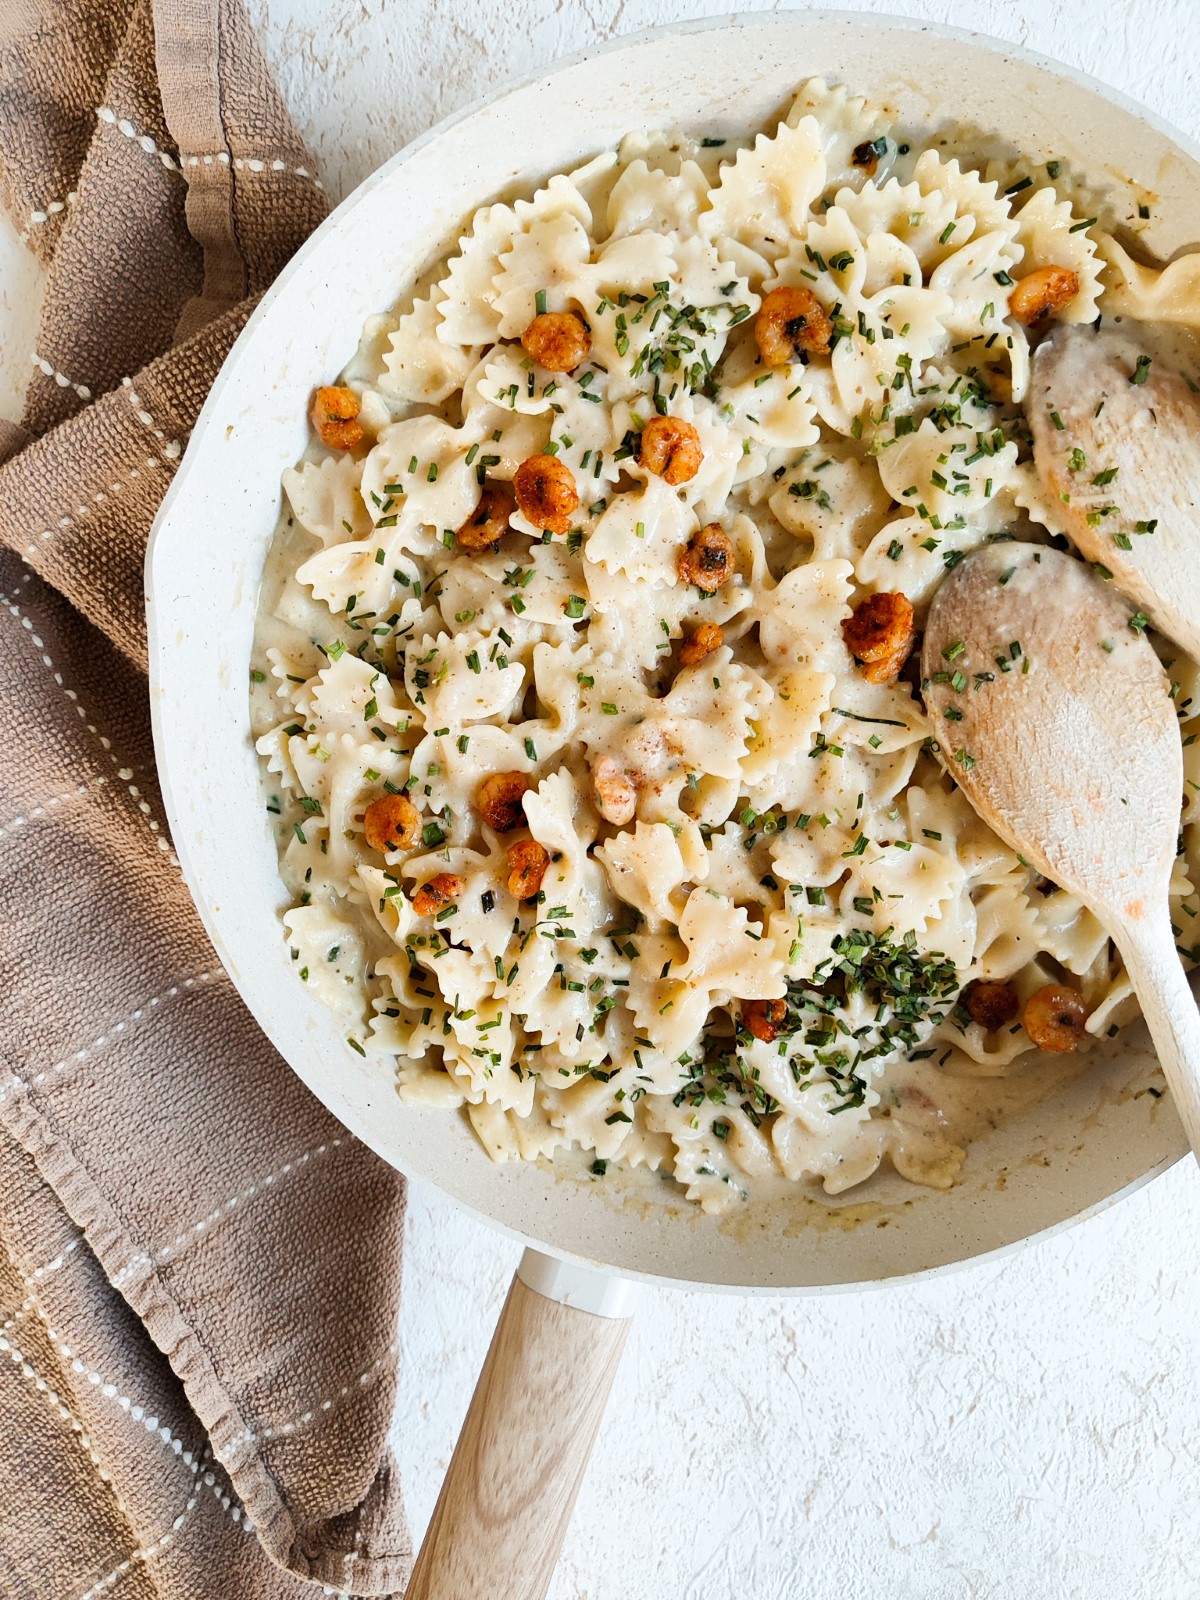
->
4, 4, 1200, 1595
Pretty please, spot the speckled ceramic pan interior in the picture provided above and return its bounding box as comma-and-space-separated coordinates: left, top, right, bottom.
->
147, 12, 1199, 1292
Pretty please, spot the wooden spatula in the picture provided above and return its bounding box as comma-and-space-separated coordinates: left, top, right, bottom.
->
921, 541, 1200, 1157
1029, 323, 1200, 660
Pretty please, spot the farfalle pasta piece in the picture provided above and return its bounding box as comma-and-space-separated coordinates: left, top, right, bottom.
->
402, 628, 526, 728
522, 767, 614, 938
379, 286, 482, 406
700, 115, 827, 282
585, 474, 694, 584
752, 559, 854, 671
768, 448, 892, 561
283, 454, 372, 548
606, 157, 710, 240
282, 904, 369, 1024
596, 822, 689, 926
784, 77, 894, 196
439, 170, 600, 345
1096, 232, 1200, 325
675, 889, 784, 1002
1008, 186, 1103, 324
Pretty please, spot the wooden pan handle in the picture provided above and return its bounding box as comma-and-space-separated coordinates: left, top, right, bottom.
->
406, 1250, 636, 1600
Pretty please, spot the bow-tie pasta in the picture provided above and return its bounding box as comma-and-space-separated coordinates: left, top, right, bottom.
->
252, 79, 1192, 1213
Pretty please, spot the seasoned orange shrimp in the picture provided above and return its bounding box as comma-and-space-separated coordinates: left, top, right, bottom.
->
639, 415, 703, 485
590, 755, 637, 826
476, 772, 531, 833
677, 523, 735, 593
754, 286, 833, 367
513, 454, 580, 533
310, 385, 364, 451
851, 137, 888, 174
506, 839, 550, 901
456, 483, 515, 553
362, 793, 420, 852
744, 998, 786, 1043
963, 979, 1020, 1031
678, 621, 724, 667
842, 591, 916, 684
521, 310, 591, 373
1008, 266, 1080, 326
1023, 983, 1088, 1053
411, 872, 464, 918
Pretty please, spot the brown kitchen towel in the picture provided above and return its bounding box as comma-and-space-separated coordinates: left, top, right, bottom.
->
0, 2, 413, 1595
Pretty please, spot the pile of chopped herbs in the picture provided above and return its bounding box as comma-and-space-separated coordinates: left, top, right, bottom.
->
678, 928, 960, 1122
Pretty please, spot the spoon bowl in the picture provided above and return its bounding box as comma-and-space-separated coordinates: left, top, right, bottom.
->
922, 541, 1200, 1155
1030, 325, 1200, 661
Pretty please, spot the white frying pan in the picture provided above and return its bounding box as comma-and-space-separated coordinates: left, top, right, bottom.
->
146, 15, 1198, 1595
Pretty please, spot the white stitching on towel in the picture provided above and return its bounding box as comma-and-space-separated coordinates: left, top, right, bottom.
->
13, 1281, 249, 1521
340, 1519, 365, 1589
111, 1138, 346, 1287
30, 350, 92, 401
16, 1235, 82, 1299
0, 1325, 129, 1513
22, 1237, 83, 1289
73, 1458, 257, 1598
1, 1296, 33, 1333
96, 106, 180, 172
182, 149, 325, 194
0, 1306, 251, 1544
214, 1335, 401, 1462
0, 971, 218, 1103
120, 378, 183, 459
0, 778, 105, 841
21, 458, 168, 557
19, 190, 78, 243
0, 587, 180, 864
74, 1485, 202, 1600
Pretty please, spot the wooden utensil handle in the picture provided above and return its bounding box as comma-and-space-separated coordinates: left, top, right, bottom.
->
406, 1251, 635, 1600
1115, 911, 1200, 1159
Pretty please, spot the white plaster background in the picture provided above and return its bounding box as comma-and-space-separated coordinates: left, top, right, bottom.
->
3, 3, 1200, 1597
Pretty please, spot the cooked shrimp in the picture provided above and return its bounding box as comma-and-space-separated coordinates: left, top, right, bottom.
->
842, 591, 916, 684
456, 482, 515, 553
513, 454, 580, 533
1023, 983, 1089, 1053
310, 385, 364, 451
521, 310, 591, 372
677, 523, 735, 593
963, 979, 1020, 1031
591, 755, 637, 826
506, 839, 550, 901
744, 998, 786, 1043
678, 621, 724, 667
851, 137, 887, 173
639, 415, 703, 485
362, 793, 420, 852
1008, 266, 1080, 326
754, 286, 834, 367
476, 772, 531, 833
411, 872, 464, 918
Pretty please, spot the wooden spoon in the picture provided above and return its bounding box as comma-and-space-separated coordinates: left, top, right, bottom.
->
1030, 323, 1200, 660
921, 541, 1200, 1155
